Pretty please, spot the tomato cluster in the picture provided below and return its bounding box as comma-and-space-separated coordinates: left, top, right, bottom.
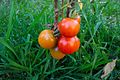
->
38, 16, 80, 60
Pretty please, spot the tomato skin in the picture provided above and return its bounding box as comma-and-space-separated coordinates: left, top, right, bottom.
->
50, 47, 65, 60
75, 15, 81, 23
58, 36, 80, 54
58, 18, 80, 37
38, 30, 56, 49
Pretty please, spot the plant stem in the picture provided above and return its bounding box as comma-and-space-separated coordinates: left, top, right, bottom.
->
54, 0, 58, 29
59, 1, 73, 12
66, 0, 75, 17
66, 0, 71, 17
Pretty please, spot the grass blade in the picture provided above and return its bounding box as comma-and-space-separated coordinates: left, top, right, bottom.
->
6, 0, 14, 40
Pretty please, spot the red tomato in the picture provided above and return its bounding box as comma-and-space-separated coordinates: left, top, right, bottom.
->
74, 15, 81, 23
38, 30, 57, 49
58, 36, 80, 54
58, 18, 80, 37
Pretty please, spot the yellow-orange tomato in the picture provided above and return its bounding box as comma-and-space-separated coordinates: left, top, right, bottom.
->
38, 30, 56, 49
50, 47, 65, 60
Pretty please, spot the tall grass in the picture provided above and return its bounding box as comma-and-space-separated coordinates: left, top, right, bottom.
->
0, 0, 120, 79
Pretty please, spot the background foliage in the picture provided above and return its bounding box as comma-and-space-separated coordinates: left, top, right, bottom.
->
0, 0, 120, 79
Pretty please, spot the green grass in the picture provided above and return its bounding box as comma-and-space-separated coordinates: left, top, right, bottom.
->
0, 0, 120, 79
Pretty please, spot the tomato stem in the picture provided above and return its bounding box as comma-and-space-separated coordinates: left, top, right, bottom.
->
54, 30, 59, 34
54, 0, 58, 29
53, 26, 57, 31
66, 0, 71, 17
54, 33, 60, 37
66, 0, 75, 17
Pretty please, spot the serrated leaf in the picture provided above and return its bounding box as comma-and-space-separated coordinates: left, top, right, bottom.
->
101, 59, 117, 78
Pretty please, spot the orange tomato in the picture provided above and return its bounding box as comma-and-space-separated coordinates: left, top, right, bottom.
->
38, 30, 56, 49
50, 47, 65, 60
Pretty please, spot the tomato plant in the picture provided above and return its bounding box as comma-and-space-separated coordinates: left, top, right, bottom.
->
58, 36, 80, 54
50, 47, 65, 60
38, 30, 57, 49
58, 17, 80, 37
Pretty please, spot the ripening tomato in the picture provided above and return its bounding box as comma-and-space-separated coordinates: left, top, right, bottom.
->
38, 30, 57, 49
58, 36, 80, 54
74, 15, 81, 23
58, 17, 80, 37
50, 47, 65, 60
